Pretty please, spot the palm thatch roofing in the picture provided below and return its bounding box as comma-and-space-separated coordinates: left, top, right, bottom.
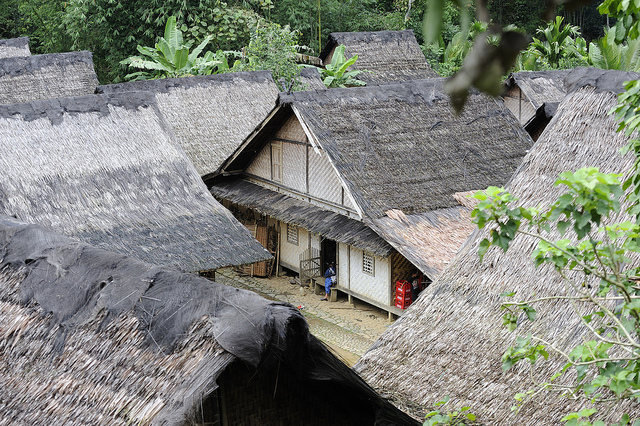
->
299, 66, 327, 90
0, 91, 271, 272
318, 30, 438, 84
218, 79, 533, 277
0, 37, 30, 58
212, 177, 394, 256
355, 68, 640, 424
97, 71, 279, 179
0, 215, 419, 425
0, 51, 98, 105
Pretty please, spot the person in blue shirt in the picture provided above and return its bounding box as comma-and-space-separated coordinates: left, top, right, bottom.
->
321, 262, 336, 301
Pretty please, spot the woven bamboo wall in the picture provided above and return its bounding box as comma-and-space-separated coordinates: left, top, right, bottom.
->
503, 86, 536, 125
246, 142, 271, 179
338, 243, 350, 289
309, 148, 342, 205
279, 223, 308, 271
282, 142, 306, 193
348, 247, 391, 305
275, 114, 306, 141
217, 360, 374, 426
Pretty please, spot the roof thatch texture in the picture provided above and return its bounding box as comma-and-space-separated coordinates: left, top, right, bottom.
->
319, 30, 438, 83
299, 66, 327, 90
275, 79, 533, 278
0, 51, 98, 104
212, 178, 394, 256
0, 215, 418, 425
0, 37, 30, 58
355, 70, 640, 424
505, 69, 571, 110
97, 71, 279, 179
0, 92, 271, 272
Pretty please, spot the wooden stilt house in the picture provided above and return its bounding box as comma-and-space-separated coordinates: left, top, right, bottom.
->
210, 79, 533, 316
0, 37, 30, 58
355, 68, 640, 424
0, 91, 271, 273
318, 30, 438, 84
0, 51, 99, 104
0, 215, 419, 426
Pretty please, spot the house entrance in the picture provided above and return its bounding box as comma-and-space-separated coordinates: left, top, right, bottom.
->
321, 238, 336, 272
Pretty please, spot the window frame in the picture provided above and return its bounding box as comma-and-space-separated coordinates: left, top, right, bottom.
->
286, 223, 299, 245
362, 251, 375, 276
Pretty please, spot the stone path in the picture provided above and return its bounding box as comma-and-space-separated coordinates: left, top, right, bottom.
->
215, 268, 393, 365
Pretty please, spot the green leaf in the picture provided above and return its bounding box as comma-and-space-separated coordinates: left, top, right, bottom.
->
478, 238, 491, 261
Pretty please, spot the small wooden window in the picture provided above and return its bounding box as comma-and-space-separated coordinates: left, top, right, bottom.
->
287, 223, 298, 245
271, 141, 283, 183
363, 252, 375, 276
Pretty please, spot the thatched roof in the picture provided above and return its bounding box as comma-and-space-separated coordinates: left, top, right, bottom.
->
0, 215, 419, 425
0, 51, 98, 104
0, 91, 271, 272
220, 79, 533, 278
318, 30, 438, 84
355, 69, 640, 424
299, 66, 327, 90
0, 37, 30, 58
97, 71, 279, 179
211, 177, 394, 256
505, 69, 571, 111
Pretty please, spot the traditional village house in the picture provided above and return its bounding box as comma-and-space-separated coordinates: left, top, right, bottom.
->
503, 69, 570, 140
0, 36, 30, 58
0, 51, 99, 104
318, 30, 438, 84
354, 68, 640, 424
210, 79, 533, 316
0, 215, 419, 426
0, 91, 270, 273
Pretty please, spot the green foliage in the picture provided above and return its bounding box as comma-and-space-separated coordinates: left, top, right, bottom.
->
588, 28, 640, 71
528, 16, 582, 67
232, 21, 303, 91
307, 44, 367, 88
121, 17, 221, 80
423, 396, 478, 426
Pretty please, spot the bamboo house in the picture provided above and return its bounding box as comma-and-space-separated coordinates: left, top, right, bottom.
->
210, 78, 533, 316
0, 51, 99, 105
355, 68, 640, 424
0, 215, 419, 425
318, 30, 438, 84
0, 91, 270, 273
503, 69, 571, 140
0, 36, 30, 58
97, 71, 280, 180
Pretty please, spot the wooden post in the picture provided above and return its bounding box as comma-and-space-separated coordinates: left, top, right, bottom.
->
275, 222, 281, 277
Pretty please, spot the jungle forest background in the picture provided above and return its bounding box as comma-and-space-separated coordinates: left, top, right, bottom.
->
0, 0, 609, 84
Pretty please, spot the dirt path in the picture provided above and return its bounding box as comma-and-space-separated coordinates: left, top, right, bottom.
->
215, 268, 395, 366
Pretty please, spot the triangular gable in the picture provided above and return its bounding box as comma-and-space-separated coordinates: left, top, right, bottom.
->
222, 105, 363, 219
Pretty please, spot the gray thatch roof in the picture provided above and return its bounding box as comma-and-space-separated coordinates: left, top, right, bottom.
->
0, 91, 271, 272
97, 71, 279, 179
211, 178, 394, 256
0, 215, 418, 425
355, 69, 640, 424
505, 69, 571, 111
0, 37, 30, 58
318, 30, 438, 84
0, 51, 98, 104
299, 66, 327, 90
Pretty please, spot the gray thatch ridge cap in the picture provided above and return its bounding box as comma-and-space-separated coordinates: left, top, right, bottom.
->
210, 178, 395, 257
0, 36, 30, 48
97, 70, 276, 94
0, 214, 419, 426
279, 77, 449, 106
563, 66, 640, 95
0, 91, 155, 123
354, 85, 638, 423
319, 30, 418, 60
0, 50, 94, 75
